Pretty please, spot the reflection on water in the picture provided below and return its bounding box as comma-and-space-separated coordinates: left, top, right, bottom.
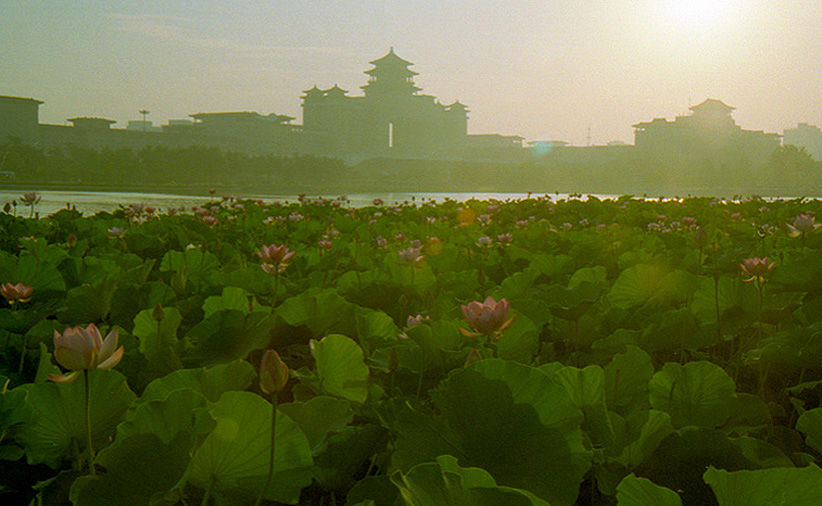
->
0, 189, 614, 217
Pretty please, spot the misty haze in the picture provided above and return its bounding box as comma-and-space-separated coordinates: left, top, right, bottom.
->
2, 2, 822, 506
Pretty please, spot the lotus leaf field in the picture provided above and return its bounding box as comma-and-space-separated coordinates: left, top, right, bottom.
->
3, 192, 822, 506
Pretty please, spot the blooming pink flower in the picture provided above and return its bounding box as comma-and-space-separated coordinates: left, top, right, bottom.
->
20, 192, 40, 205
258, 244, 296, 274
787, 213, 821, 237
48, 324, 124, 384
476, 236, 492, 247
397, 246, 424, 267
1, 282, 33, 305
740, 257, 776, 283
460, 296, 517, 340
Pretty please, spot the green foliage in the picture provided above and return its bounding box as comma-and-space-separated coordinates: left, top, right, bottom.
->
185, 391, 313, 505
2, 191, 822, 505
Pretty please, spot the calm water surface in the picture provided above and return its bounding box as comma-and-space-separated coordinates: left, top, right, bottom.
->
0, 189, 617, 217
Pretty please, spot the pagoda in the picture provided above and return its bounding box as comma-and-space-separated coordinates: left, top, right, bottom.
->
361, 47, 421, 98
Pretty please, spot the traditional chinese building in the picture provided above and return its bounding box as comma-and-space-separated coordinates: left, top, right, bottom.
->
632, 99, 781, 163
300, 48, 470, 157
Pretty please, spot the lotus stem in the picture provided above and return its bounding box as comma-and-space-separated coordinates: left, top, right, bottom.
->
84, 370, 96, 476
18, 333, 26, 373
200, 478, 214, 506
254, 394, 278, 506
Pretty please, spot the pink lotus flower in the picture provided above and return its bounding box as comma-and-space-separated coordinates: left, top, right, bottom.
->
740, 256, 776, 283
397, 247, 424, 267
1, 282, 33, 305
460, 296, 517, 340
20, 192, 40, 205
787, 213, 821, 237
259, 349, 289, 395
48, 324, 124, 384
258, 244, 296, 274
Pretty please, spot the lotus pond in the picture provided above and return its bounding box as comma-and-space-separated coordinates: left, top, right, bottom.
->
2, 192, 822, 506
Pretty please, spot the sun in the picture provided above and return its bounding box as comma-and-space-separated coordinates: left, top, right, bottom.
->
659, 0, 739, 32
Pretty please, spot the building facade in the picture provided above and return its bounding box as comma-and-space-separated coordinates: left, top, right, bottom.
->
2, 50, 525, 160
300, 48, 469, 157
632, 99, 781, 164
783, 123, 822, 161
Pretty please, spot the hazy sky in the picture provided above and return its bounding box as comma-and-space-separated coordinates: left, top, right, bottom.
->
2, 0, 820, 145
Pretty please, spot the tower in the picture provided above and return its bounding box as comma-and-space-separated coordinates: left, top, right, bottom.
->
360, 47, 421, 98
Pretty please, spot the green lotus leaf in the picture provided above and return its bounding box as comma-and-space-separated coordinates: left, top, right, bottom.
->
648, 361, 736, 428
139, 359, 256, 404
185, 391, 313, 505
16, 370, 136, 468
704, 464, 822, 506
609, 265, 694, 309
530, 253, 573, 279
69, 432, 192, 506
497, 268, 540, 300
132, 305, 183, 372
0, 375, 28, 461
392, 454, 551, 506
615, 410, 675, 469
796, 407, 822, 455
555, 365, 616, 451
356, 308, 401, 351
115, 388, 215, 445
604, 345, 653, 416
7, 251, 67, 294
278, 396, 354, 454
202, 286, 263, 318
608, 264, 669, 309
185, 309, 276, 365
312, 424, 388, 491
692, 274, 760, 326
386, 257, 437, 295
159, 248, 220, 291
312, 334, 370, 404
393, 359, 590, 506
635, 427, 758, 506
277, 288, 357, 336
495, 312, 539, 364
346, 475, 399, 506
615, 474, 682, 506
57, 280, 116, 324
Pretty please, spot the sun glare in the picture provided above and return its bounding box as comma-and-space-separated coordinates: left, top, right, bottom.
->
660, 0, 738, 32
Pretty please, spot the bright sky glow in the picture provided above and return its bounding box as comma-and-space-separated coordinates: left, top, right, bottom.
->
659, 0, 739, 32
1, 1, 820, 145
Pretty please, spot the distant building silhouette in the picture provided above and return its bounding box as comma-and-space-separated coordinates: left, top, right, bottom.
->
300, 48, 473, 157
783, 123, 822, 161
632, 99, 781, 164
0, 50, 524, 161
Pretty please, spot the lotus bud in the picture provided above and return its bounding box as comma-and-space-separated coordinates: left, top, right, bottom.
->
259, 350, 289, 395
